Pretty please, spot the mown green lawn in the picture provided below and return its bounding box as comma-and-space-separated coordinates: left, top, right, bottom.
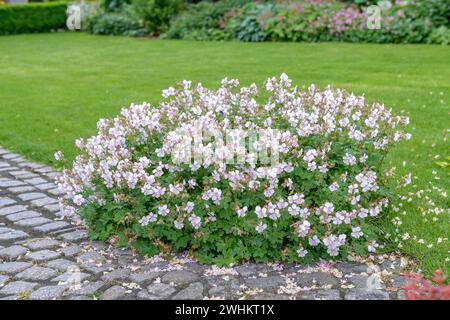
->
0, 32, 448, 275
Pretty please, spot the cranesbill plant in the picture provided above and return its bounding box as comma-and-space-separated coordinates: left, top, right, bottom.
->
56, 74, 410, 265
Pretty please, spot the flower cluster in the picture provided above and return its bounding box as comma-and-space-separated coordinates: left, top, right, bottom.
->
56, 74, 410, 265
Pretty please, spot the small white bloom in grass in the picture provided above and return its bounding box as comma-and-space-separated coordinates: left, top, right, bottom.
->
255, 222, 267, 234
54, 150, 64, 161
359, 153, 368, 163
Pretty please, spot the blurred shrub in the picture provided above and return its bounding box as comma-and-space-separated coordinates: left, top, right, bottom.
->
84, 0, 450, 44
226, 2, 275, 42
427, 26, 450, 45
0, 2, 67, 35
85, 10, 147, 36
163, 0, 252, 40
131, 0, 183, 35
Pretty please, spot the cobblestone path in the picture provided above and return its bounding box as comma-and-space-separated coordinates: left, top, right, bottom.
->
0, 147, 408, 300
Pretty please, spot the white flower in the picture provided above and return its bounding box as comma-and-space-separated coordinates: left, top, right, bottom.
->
368, 240, 379, 253
351, 226, 363, 239
255, 222, 267, 234
54, 151, 64, 161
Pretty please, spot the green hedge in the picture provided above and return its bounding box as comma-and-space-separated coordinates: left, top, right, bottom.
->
0, 2, 68, 35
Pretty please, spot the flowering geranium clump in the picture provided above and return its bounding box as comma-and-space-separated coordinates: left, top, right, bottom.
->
56, 74, 410, 265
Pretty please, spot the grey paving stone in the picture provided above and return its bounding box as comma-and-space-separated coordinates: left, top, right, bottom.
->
244, 275, 285, 290
161, 270, 199, 285
335, 261, 369, 274
2, 153, 20, 160
52, 271, 91, 284
7, 186, 36, 194
35, 167, 54, 174
47, 259, 77, 272
10, 173, 38, 180
0, 227, 12, 234
30, 286, 66, 300
0, 275, 9, 287
17, 192, 47, 201
6, 210, 41, 222
344, 288, 390, 300
16, 217, 52, 227
35, 183, 56, 191
43, 203, 60, 212
101, 269, 131, 282
172, 282, 204, 300
147, 283, 176, 298
0, 229, 28, 241
250, 293, 290, 300
18, 162, 44, 169
0, 197, 16, 206
0, 205, 27, 216
81, 263, 111, 275
0, 295, 18, 300
100, 285, 126, 300
129, 271, 163, 284
59, 230, 87, 241
300, 289, 341, 300
346, 274, 386, 289
0, 281, 38, 295
24, 178, 48, 185
45, 172, 59, 179
9, 169, 34, 176
0, 262, 32, 274
26, 249, 60, 262
78, 251, 106, 264
390, 275, 407, 289
60, 245, 81, 257
72, 281, 105, 295
34, 221, 70, 232
16, 266, 57, 281
0, 167, 18, 172
30, 197, 58, 207
48, 188, 63, 196
25, 238, 60, 250
68, 295, 91, 300
0, 180, 25, 188
0, 245, 28, 259
296, 272, 340, 287
136, 290, 159, 300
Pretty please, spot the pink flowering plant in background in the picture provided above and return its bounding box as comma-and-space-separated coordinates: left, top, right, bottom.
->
56, 74, 411, 265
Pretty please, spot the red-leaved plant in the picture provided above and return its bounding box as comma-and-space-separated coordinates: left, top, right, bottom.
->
403, 270, 450, 300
